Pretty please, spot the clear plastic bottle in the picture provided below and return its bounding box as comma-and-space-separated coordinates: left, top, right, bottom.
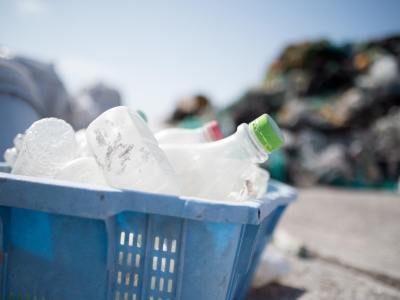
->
11, 118, 77, 178
160, 114, 284, 201
86, 106, 180, 195
155, 121, 270, 201
155, 121, 223, 144
53, 157, 108, 186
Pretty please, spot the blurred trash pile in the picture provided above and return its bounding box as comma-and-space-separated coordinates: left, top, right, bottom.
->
165, 94, 217, 129
222, 35, 400, 189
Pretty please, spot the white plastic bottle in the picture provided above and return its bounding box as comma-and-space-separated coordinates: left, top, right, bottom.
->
155, 121, 223, 144
160, 114, 284, 201
86, 106, 180, 195
54, 157, 108, 186
12, 118, 77, 178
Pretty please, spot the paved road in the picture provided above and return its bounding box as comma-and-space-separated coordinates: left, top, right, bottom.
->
246, 186, 400, 299
247, 255, 400, 300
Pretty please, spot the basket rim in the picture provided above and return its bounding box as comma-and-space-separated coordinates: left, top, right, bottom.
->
0, 171, 297, 225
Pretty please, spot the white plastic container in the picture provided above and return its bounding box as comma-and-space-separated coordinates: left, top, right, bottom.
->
11, 118, 77, 178
54, 157, 108, 186
86, 106, 180, 195
160, 114, 284, 201
155, 121, 223, 144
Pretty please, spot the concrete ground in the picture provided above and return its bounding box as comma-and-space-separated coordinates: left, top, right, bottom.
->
246, 186, 400, 300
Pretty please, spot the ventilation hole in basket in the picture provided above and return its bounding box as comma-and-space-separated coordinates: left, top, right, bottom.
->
119, 251, 124, 265
149, 297, 154, 300
117, 271, 122, 284
120, 232, 125, 245
132, 294, 137, 300
127, 252, 132, 266
129, 233, 134, 246
169, 259, 175, 273
154, 237, 159, 250
152, 256, 158, 270
125, 272, 131, 285
116, 291, 120, 300
26, 296, 30, 300
158, 298, 162, 300
135, 254, 140, 267
163, 238, 168, 251
151, 276, 156, 290
171, 239, 177, 253
159, 278, 164, 291
161, 258, 166, 272
10, 292, 13, 300
33, 297, 37, 300
124, 292, 128, 300
137, 234, 142, 247
168, 280, 173, 293
133, 274, 139, 287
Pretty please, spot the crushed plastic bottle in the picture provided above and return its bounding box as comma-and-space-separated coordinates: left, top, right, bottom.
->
160, 114, 284, 200
11, 118, 77, 178
54, 157, 108, 186
155, 121, 223, 144
86, 106, 180, 195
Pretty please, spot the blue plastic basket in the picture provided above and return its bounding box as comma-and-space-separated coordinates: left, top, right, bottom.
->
0, 163, 296, 300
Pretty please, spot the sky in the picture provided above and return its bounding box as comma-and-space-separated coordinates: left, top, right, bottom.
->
1, 0, 400, 121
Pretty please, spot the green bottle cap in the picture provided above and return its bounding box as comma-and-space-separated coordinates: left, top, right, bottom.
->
250, 114, 285, 153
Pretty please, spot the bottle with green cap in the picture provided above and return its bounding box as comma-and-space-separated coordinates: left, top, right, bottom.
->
160, 114, 284, 201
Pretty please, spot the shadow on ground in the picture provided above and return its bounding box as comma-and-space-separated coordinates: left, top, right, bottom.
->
246, 284, 306, 300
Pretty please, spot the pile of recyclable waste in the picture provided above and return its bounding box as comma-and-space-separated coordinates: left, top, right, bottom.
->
222, 35, 400, 189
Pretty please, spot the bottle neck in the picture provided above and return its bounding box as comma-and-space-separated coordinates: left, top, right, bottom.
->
235, 123, 269, 163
